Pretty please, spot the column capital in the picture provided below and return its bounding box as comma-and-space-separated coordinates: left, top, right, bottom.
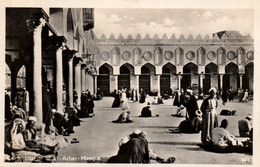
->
81, 64, 86, 69
73, 56, 83, 67
63, 50, 76, 61
55, 36, 67, 49
26, 17, 46, 33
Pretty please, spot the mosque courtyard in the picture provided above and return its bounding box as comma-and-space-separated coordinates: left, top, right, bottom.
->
57, 96, 253, 164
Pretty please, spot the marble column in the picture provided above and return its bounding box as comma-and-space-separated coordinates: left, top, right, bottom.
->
114, 75, 118, 90
94, 75, 97, 94
219, 74, 224, 95
56, 41, 64, 114
136, 75, 139, 93
239, 74, 243, 89
199, 74, 204, 94
32, 18, 46, 123
75, 62, 82, 105
178, 74, 182, 90
68, 57, 74, 107
85, 71, 89, 91
157, 75, 161, 97
81, 65, 86, 92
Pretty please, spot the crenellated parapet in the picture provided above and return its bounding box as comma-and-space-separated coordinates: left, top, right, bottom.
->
91, 30, 254, 74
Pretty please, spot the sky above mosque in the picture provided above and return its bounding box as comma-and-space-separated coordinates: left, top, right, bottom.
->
93, 8, 254, 39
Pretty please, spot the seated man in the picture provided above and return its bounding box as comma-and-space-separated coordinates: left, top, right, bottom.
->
140, 103, 152, 117
191, 110, 203, 133
115, 130, 175, 163
60, 113, 74, 135
212, 119, 240, 153
157, 97, 164, 104
172, 105, 186, 117
113, 111, 132, 123
238, 114, 252, 137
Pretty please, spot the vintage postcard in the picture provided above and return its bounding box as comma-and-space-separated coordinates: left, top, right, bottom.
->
1, 0, 259, 166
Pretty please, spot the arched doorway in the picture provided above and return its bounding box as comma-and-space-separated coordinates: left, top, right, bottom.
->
182, 63, 198, 94
204, 63, 219, 93
224, 62, 239, 95
97, 63, 113, 96
243, 62, 254, 94
161, 63, 176, 95
140, 63, 155, 94
118, 63, 134, 91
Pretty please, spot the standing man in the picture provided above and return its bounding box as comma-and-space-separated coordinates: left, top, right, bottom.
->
200, 87, 219, 144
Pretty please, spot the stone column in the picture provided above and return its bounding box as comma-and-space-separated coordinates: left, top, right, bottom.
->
31, 18, 46, 123
114, 75, 118, 90
85, 71, 89, 91
178, 74, 182, 90
219, 74, 224, 95
136, 75, 139, 93
199, 74, 204, 94
81, 65, 86, 92
157, 75, 161, 97
75, 62, 82, 105
68, 57, 74, 107
94, 75, 97, 94
239, 74, 243, 89
55, 40, 65, 114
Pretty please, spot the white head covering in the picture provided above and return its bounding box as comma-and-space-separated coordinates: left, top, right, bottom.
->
132, 129, 142, 135
186, 89, 193, 95
246, 114, 252, 120
28, 116, 37, 122
195, 110, 202, 117
209, 87, 217, 93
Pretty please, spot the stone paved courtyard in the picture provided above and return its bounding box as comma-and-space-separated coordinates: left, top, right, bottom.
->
57, 96, 253, 164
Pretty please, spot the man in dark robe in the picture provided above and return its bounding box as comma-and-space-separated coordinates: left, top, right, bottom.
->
112, 132, 150, 163
139, 89, 146, 103
112, 90, 121, 108
96, 88, 103, 100
185, 90, 199, 122
86, 92, 94, 117
222, 88, 228, 105
80, 91, 88, 117
140, 103, 152, 117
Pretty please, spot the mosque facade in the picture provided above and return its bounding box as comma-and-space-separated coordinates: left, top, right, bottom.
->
91, 31, 254, 96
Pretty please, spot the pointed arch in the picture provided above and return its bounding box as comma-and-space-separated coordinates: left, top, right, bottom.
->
161, 63, 176, 95
120, 63, 134, 75
204, 63, 219, 93
99, 63, 113, 75
182, 62, 199, 93
97, 63, 112, 96
223, 62, 239, 94
141, 63, 155, 74
118, 63, 134, 90
243, 62, 254, 93
162, 62, 176, 74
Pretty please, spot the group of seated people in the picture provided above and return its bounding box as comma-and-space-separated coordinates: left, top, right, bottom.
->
5, 103, 82, 162
202, 118, 253, 154
108, 129, 175, 163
